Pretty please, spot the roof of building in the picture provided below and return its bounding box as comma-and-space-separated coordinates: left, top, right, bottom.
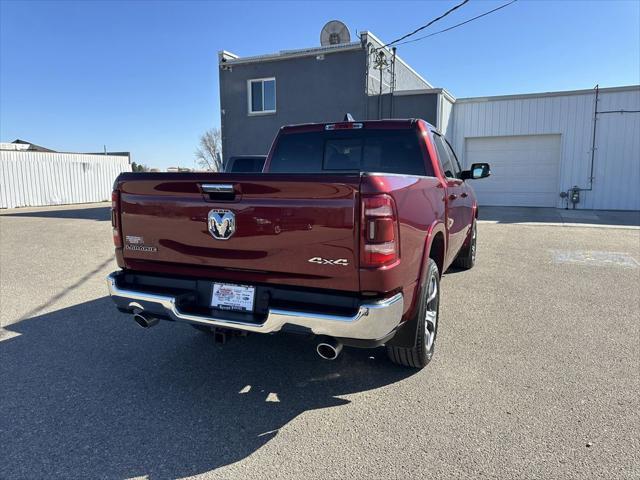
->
456, 84, 640, 103
2, 139, 57, 152
0, 139, 130, 158
218, 31, 433, 88
219, 41, 362, 66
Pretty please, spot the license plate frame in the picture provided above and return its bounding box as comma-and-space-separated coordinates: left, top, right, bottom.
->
211, 283, 256, 312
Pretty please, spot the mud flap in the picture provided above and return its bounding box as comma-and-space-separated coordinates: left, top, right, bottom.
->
385, 312, 420, 349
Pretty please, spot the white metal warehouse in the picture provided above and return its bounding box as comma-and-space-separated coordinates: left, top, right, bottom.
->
0, 141, 132, 209
450, 85, 640, 211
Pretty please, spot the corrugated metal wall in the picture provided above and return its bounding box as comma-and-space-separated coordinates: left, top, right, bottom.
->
451, 86, 640, 210
439, 94, 454, 141
0, 151, 132, 209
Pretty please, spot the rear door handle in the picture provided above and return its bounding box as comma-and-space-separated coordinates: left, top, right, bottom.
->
448, 194, 457, 201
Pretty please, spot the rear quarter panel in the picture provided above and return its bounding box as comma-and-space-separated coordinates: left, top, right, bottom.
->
360, 174, 445, 321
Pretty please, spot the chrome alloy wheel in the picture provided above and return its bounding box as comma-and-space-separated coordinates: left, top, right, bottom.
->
425, 273, 438, 351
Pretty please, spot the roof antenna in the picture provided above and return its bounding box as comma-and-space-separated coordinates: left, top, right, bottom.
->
343, 113, 355, 122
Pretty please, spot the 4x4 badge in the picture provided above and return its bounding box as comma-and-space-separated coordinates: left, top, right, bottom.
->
308, 257, 349, 266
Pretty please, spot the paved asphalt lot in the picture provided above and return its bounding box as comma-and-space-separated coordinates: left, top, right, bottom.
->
1, 203, 639, 479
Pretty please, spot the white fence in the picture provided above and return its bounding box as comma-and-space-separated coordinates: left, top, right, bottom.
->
0, 151, 132, 209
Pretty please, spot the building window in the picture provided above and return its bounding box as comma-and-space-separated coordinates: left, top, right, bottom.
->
248, 78, 276, 115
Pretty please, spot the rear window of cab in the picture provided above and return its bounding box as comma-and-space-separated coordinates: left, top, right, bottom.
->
269, 129, 432, 176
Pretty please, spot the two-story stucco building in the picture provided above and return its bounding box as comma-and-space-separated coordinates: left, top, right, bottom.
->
219, 31, 455, 160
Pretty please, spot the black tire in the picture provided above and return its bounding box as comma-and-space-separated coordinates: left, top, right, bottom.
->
454, 219, 477, 270
386, 259, 440, 369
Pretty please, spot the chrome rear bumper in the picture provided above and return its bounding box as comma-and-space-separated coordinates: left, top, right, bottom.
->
106, 272, 403, 341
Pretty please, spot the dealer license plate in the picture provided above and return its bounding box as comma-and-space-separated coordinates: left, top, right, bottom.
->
211, 283, 255, 312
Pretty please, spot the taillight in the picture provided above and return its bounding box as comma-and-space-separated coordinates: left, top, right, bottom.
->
111, 190, 122, 247
361, 194, 399, 267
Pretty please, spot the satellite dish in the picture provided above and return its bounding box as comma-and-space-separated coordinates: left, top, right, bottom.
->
320, 20, 351, 46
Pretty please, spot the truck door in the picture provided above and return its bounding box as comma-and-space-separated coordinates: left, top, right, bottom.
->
443, 136, 475, 243
432, 133, 468, 266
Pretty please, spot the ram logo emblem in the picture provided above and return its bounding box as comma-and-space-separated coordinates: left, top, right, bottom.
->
208, 209, 236, 240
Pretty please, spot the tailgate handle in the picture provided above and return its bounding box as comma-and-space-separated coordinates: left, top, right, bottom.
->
201, 183, 237, 201
202, 184, 234, 193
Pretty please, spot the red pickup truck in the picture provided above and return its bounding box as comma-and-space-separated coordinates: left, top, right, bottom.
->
107, 119, 489, 368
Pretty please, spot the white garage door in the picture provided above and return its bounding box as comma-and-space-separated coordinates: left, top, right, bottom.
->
465, 135, 561, 207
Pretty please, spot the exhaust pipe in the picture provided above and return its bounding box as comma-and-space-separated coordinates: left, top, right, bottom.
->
316, 336, 343, 360
132, 310, 159, 329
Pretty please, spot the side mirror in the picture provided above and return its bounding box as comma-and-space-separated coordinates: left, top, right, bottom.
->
461, 163, 491, 180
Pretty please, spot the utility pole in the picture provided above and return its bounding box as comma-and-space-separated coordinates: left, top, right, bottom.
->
373, 50, 388, 120
390, 47, 397, 118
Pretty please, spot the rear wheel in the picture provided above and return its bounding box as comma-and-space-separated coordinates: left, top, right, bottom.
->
386, 259, 439, 369
454, 219, 477, 270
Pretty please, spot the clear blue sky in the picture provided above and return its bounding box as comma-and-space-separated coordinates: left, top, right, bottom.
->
1, 0, 638, 169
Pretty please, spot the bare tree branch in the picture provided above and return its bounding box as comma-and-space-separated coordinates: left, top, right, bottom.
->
195, 128, 223, 172
130, 161, 149, 172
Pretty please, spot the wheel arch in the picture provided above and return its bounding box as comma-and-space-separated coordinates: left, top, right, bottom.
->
387, 220, 446, 349
428, 231, 446, 278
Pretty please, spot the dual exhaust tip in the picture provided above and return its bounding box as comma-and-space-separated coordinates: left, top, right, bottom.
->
132, 310, 159, 329
131, 311, 343, 360
316, 336, 343, 360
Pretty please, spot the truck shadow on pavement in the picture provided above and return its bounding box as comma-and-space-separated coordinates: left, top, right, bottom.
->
0, 297, 415, 479
1, 206, 110, 221
479, 206, 640, 227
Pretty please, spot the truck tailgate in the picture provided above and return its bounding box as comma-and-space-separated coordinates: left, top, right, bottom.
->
117, 173, 361, 292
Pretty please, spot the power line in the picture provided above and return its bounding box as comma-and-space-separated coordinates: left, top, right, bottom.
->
377, 0, 470, 50
394, 0, 518, 47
